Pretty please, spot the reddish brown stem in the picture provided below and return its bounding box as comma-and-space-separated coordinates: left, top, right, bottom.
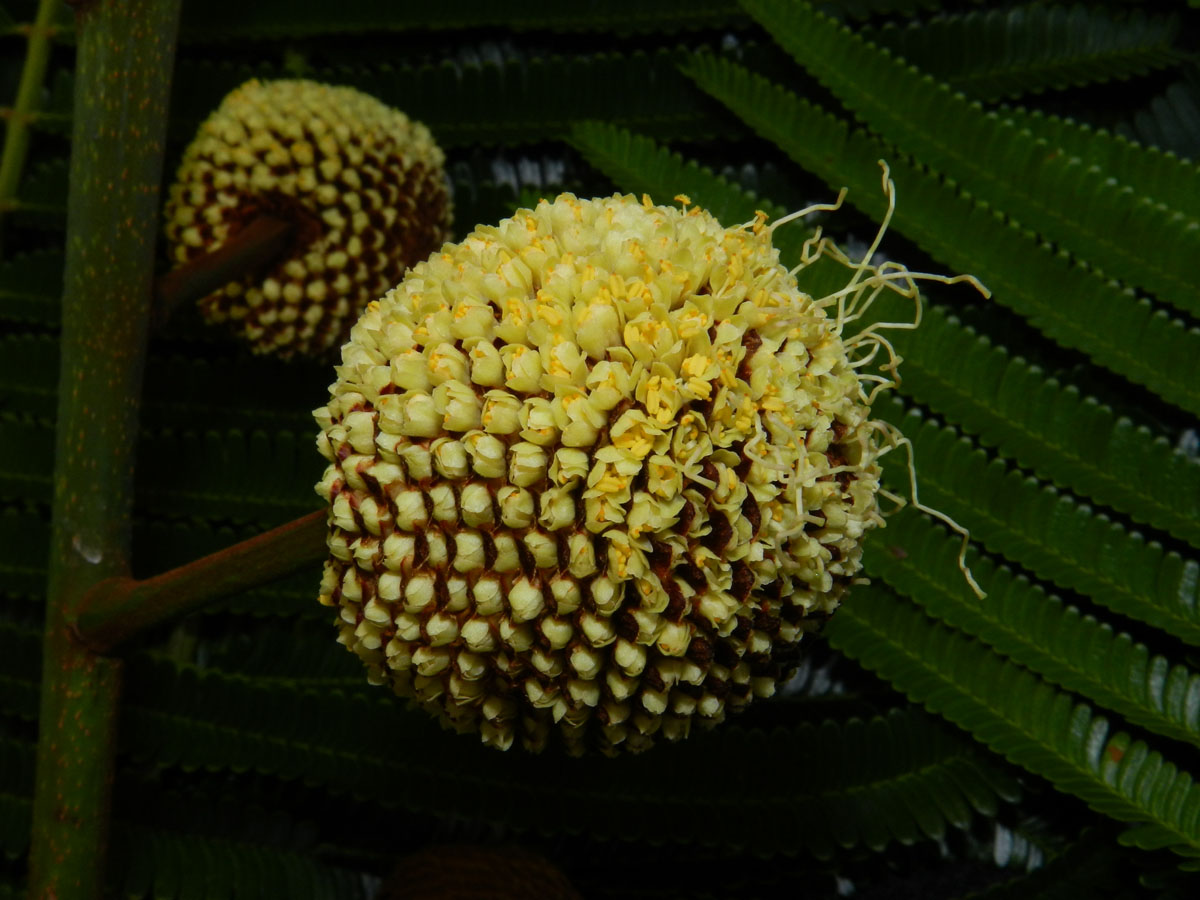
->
74, 510, 328, 655
154, 213, 293, 327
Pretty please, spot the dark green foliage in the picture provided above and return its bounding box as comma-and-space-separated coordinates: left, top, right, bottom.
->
3, 155, 65, 231
1118, 65, 1200, 161
862, 505, 1200, 749
0, 249, 61, 325
870, 397, 1200, 646
0, 611, 1019, 858
742, 0, 1200, 320
112, 656, 1022, 858
865, 4, 1183, 102
48, 49, 738, 149
175, 0, 750, 40
3, 0, 1200, 895
107, 827, 369, 900
824, 586, 1200, 866
961, 829, 1139, 899
997, 104, 1200, 221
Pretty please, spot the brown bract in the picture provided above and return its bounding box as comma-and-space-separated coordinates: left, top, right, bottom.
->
164, 78, 452, 358
313, 193, 884, 755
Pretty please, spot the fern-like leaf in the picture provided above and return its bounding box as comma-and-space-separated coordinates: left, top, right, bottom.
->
0, 621, 42, 720
5, 154, 67, 230
0, 504, 47, 600
742, 0, 1200, 320
190, 624, 363, 685
176, 0, 747, 39
0, 334, 57, 417
998, 104, 1200, 222
446, 150, 600, 239
868, 506, 1200, 749
0, 737, 33, 856
570, 120, 786, 223
0, 333, 324, 432
871, 396, 1200, 645
0, 412, 51, 506
880, 302, 1200, 550
566, 123, 1200, 546
866, 4, 1183, 102
825, 584, 1200, 864
1118, 67, 1200, 161
47, 50, 734, 149
0, 249, 62, 326
965, 829, 1132, 900
109, 651, 1018, 856
108, 827, 368, 900
682, 53, 1200, 415
134, 427, 323, 526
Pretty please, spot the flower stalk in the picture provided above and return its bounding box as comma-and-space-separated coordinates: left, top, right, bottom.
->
74, 510, 328, 655
153, 213, 293, 328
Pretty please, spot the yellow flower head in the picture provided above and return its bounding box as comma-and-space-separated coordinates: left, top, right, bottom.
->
314, 193, 885, 755
165, 79, 452, 358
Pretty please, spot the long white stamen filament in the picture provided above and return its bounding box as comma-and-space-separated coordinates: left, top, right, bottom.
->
871, 420, 986, 600
767, 187, 848, 234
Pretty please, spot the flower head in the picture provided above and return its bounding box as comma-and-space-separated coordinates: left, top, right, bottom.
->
165, 78, 452, 358
314, 193, 884, 754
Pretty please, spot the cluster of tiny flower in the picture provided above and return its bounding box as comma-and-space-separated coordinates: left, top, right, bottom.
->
165, 79, 452, 357
314, 192, 883, 754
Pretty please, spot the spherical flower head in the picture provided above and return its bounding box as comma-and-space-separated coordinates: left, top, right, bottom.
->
164, 78, 452, 358
313, 193, 884, 755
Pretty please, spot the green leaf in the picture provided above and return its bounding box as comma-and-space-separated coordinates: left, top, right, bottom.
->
46, 49, 737, 149
0, 622, 43, 720
115, 651, 1017, 856
825, 584, 1200, 863
0, 411, 51, 506
186, 623, 362, 686
133, 427, 323, 527
742, 0, 1200, 320
880, 304, 1200, 550
570, 120, 787, 223
999, 104, 1200, 222
0, 332, 324, 433
1118, 68, 1200, 161
0, 248, 61, 325
0, 504, 48, 600
868, 506, 1200, 749
0, 334, 56, 418
177, 0, 747, 40
964, 829, 1133, 900
871, 397, 1200, 646
110, 828, 368, 900
681, 53, 1200, 415
866, 5, 1183, 102
447, 151, 602, 240
5, 153, 67, 230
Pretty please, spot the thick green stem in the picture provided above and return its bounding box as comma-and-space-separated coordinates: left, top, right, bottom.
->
75, 510, 328, 655
28, 2, 180, 897
0, 0, 59, 232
